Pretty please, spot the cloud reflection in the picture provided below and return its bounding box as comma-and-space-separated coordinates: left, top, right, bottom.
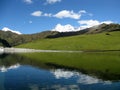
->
0, 63, 20, 72
51, 69, 112, 85
51, 69, 79, 79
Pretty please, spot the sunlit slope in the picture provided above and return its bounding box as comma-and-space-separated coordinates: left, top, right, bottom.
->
17, 31, 120, 50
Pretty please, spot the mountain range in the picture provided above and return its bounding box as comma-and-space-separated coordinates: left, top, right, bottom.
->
0, 23, 120, 47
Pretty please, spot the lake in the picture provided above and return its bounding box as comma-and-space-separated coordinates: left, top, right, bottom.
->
0, 52, 120, 90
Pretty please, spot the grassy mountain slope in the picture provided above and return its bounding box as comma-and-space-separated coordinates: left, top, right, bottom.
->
86, 23, 120, 34
1, 23, 120, 49
17, 31, 120, 50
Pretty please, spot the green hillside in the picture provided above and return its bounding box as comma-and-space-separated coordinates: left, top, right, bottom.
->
17, 31, 120, 51
1, 23, 120, 48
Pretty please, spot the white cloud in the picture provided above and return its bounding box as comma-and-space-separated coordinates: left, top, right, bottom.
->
78, 20, 113, 29
31, 10, 86, 19
54, 10, 86, 19
52, 24, 78, 32
31, 11, 52, 17
52, 20, 113, 32
31, 11, 42, 17
45, 0, 61, 4
24, 0, 33, 4
2, 27, 22, 34
78, 20, 100, 28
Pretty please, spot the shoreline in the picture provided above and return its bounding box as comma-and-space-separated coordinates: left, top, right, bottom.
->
0, 47, 120, 54
0, 47, 83, 53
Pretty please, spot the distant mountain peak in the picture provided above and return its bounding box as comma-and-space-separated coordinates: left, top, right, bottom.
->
2, 27, 22, 35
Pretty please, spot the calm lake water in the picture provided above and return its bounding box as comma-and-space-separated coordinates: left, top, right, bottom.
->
0, 52, 120, 90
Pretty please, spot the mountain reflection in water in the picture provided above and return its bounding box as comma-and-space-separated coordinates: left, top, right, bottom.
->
0, 53, 120, 90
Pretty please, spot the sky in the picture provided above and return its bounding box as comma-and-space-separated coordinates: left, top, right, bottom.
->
0, 0, 120, 34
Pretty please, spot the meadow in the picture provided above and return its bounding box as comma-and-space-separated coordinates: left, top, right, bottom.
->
17, 31, 120, 51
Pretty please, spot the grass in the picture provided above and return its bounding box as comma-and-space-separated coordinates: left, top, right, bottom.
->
17, 31, 120, 51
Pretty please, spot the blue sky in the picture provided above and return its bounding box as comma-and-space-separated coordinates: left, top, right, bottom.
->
0, 0, 120, 34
